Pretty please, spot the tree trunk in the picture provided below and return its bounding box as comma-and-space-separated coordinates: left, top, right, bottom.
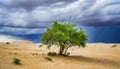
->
63, 46, 71, 55
59, 45, 64, 55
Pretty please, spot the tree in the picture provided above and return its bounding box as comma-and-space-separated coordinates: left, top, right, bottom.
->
42, 21, 88, 55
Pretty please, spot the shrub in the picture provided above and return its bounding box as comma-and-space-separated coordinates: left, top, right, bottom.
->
6, 42, 10, 44
14, 53, 17, 55
111, 44, 117, 48
44, 57, 52, 61
39, 44, 43, 48
32, 53, 38, 55
42, 53, 45, 55
47, 52, 57, 56
13, 58, 21, 64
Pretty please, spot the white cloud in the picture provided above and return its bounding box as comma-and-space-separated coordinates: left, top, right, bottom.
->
0, 35, 22, 42
0, 27, 45, 35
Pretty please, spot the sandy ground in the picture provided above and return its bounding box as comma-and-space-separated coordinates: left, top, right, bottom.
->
0, 41, 120, 69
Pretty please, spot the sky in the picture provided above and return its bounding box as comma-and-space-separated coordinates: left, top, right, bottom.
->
0, 0, 120, 43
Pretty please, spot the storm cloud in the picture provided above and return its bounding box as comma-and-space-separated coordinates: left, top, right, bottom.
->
0, 0, 76, 10
0, 0, 120, 34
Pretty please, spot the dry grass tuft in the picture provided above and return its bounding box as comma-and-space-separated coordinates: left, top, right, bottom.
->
44, 56, 52, 61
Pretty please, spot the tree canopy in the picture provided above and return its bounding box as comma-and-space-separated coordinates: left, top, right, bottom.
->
42, 21, 88, 55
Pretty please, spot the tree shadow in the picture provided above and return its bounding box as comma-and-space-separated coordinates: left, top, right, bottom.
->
55, 55, 120, 67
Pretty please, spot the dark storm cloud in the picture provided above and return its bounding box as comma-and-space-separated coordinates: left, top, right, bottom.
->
0, 0, 120, 34
0, 0, 77, 10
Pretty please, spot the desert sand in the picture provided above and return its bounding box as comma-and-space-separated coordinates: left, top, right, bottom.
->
0, 41, 120, 69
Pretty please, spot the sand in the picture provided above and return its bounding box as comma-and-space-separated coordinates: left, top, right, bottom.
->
0, 41, 120, 69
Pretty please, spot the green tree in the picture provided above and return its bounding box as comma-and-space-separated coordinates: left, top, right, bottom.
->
42, 21, 88, 55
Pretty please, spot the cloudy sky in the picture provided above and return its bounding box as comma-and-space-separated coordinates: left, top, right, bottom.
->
0, 0, 120, 43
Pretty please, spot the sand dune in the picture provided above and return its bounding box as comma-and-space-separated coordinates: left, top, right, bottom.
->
0, 41, 120, 69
